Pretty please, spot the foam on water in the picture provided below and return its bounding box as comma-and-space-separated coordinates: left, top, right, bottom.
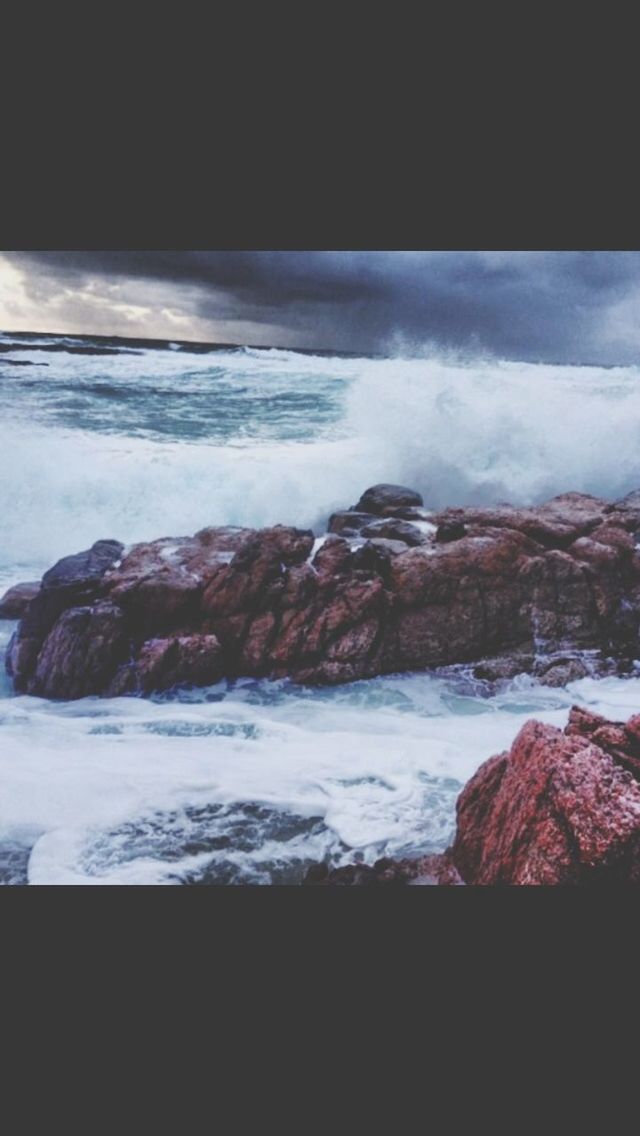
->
2, 341, 640, 883
0, 663, 638, 885
3, 347, 640, 579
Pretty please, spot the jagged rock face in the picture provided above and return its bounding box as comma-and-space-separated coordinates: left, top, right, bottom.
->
7, 485, 640, 700
31, 603, 130, 700
109, 634, 224, 696
7, 539, 125, 694
304, 706, 640, 886
452, 710, 640, 885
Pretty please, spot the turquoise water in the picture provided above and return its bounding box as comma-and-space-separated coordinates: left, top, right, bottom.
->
2, 334, 640, 884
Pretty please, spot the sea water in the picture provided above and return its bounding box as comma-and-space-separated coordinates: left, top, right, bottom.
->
1, 333, 640, 884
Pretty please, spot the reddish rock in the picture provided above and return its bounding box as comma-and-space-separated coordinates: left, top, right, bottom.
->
453, 715, 640, 884
126, 633, 223, 694
106, 527, 255, 631
9, 484, 640, 700
434, 493, 611, 550
311, 536, 355, 577
305, 704, 640, 887
31, 603, 129, 700
202, 525, 314, 618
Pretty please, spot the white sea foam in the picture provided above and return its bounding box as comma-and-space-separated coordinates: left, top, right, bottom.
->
0, 669, 635, 885
3, 344, 640, 884
2, 349, 640, 581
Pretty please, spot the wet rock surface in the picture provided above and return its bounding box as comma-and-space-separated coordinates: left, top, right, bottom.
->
7, 484, 640, 700
353, 483, 425, 516
452, 707, 640, 884
311, 706, 640, 886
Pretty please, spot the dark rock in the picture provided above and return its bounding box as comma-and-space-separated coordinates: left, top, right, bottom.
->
118, 633, 224, 694
350, 540, 409, 586
8, 539, 124, 693
30, 603, 129, 700
535, 656, 590, 687
366, 538, 412, 556
327, 511, 377, 536
304, 852, 462, 886
353, 484, 424, 516
436, 520, 467, 543
41, 539, 124, 591
472, 653, 535, 682
0, 581, 40, 619
361, 518, 429, 546
381, 506, 435, 522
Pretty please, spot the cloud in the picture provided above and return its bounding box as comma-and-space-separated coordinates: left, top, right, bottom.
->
2, 249, 640, 361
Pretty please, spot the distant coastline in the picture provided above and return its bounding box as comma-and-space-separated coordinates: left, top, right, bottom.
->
0, 328, 370, 360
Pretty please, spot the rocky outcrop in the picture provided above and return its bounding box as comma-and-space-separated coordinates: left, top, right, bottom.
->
6, 539, 125, 695
452, 708, 640, 884
7, 484, 640, 700
311, 706, 640, 886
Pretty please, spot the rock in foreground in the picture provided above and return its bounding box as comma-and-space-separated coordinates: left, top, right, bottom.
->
452, 708, 640, 884
311, 706, 640, 886
7, 484, 640, 699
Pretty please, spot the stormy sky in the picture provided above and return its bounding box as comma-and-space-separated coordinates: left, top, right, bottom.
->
1, 250, 640, 362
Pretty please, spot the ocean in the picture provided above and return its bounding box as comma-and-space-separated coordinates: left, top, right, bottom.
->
2, 330, 640, 884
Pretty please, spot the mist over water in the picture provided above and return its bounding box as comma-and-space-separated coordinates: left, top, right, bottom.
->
2, 336, 640, 883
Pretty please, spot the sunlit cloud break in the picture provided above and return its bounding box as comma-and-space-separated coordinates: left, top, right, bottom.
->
2, 250, 640, 362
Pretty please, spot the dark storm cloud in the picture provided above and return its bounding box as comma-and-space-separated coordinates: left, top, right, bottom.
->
4, 250, 640, 361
